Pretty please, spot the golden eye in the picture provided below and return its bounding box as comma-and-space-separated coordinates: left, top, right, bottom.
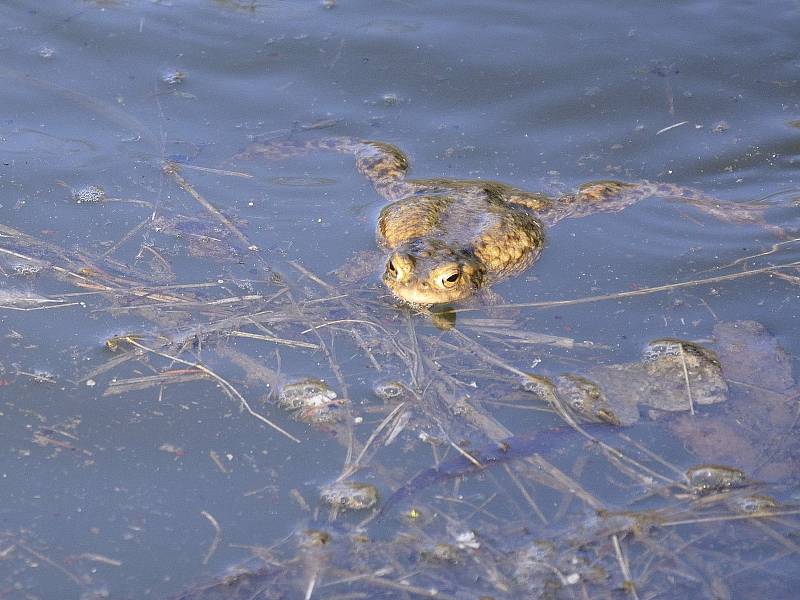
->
387, 260, 397, 278
439, 271, 460, 288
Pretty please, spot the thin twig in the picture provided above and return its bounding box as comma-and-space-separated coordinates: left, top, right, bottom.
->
326, 568, 458, 600
101, 215, 151, 258
662, 509, 800, 527
699, 237, 800, 272
502, 463, 548, 524
122, 337, 300, 443
0, 302, 80, 311
228, 330, 320, 350
656, 121, 688, 135
163, 161, 257, 250
448, 439, 483, 468
338, 402, 407, 481
177, 163, 254, 178
16, 540, 82, 586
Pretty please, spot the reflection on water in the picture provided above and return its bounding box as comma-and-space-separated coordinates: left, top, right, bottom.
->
0, 0, 799, 598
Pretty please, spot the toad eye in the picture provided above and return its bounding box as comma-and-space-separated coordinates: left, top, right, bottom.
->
438, 271, 460, 288
386, 260, 398, 278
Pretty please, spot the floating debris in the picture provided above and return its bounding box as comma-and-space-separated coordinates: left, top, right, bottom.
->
454, 530, 480, 550
655, 120, 688, 135
28, 369, 56, 384
11, 262, 42, 277
712, 120, 730, 133
71, 184, 107, 204
362, 92, 405, 107
36, 45, 56, 59
320, 481, 378, 511
104, 334, 153, 353
160, 68, 187, 85
159, 443, 185, 458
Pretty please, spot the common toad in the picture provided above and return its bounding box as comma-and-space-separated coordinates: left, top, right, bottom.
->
242, 137, 777, 304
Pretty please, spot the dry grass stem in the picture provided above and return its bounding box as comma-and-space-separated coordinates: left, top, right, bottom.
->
288, 260, 338, 293
662, 509, 800, 527
101, 216, 152, 258
339, 402, 407, 481
71, 553, 123, 567
773, 271, 800, 285
0, 301, 79, 311
326, 568, 458, 599
163, 161, 257, 250
502, 463, 548, 524
16, 539, 82, 586
617, 433, 686, 478
122, 337, 300, 443
703, 236, 800, 272
177, 163, 254, 178
200, 510, 222, 565
748, 519, 800, 554
102, 369, 207, 396
448, 439, 483, 468
612, 534, 640, 599
300, 319, 391, 336
228, 330, 320, 350
678, 343, 695, 415
208, 450, 229, 474
457, 260, 800, 312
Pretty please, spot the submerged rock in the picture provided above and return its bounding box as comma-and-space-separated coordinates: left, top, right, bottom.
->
320, 481, 379, 511
372, 379, 410, 402
686, 465, 747, 494
730, 494, 778, 514
553, 339, 727, 425
279, 378, 337, 411
555, 374, 624, 425
420, 542, 462, 564
278, 378, 345, 425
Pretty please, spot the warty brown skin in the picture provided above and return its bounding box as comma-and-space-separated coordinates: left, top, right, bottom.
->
377, 191, 544, 303
242, 137, 777, 305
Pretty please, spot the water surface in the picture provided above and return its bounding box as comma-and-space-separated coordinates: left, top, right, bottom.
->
1, 1, 799, 598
